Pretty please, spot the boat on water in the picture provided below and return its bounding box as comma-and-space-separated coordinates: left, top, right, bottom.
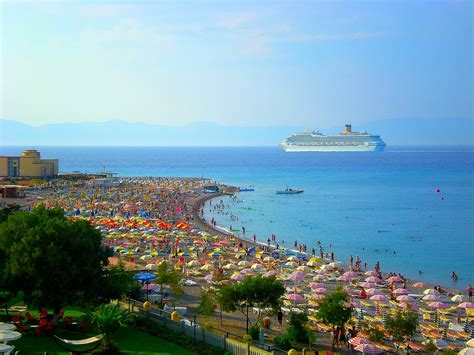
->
279, 124, 386, 152
239, 188, 255, 192
276, 188, 304, 194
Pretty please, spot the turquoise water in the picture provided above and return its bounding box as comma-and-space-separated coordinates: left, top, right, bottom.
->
1, 145, 472, 287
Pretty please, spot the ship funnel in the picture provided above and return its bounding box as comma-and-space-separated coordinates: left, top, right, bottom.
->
344, 124, 352, 134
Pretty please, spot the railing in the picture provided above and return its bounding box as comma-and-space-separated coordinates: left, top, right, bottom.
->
126, 298, 281, 355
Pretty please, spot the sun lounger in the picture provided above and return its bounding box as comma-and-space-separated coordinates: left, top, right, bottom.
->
53, 334, 104, 354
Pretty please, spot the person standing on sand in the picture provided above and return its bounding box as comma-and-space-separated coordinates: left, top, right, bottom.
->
277, 309, 283, 326
468, 284, 473, 301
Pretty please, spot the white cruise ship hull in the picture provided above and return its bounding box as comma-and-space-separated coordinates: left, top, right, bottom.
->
279, 143, 385, 152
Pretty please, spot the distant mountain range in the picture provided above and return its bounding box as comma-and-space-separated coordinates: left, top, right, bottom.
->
1, 118, 472, 146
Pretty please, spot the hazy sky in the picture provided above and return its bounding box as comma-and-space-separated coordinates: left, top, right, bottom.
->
1, 1, 472, 127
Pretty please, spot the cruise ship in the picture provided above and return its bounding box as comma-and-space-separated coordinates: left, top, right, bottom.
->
279, 124, 386, 152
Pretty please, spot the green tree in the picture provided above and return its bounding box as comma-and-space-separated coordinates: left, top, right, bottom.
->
217, 275, 285, 332
196, 290, 217, 317
316, 287, 352, 347
0, 204, 21, 224
101, 263, 141, 302
90, 304, 134, 354
154, 262, 183, 305
385, 310, 418, 341
286, 312, 315, 345
0, 205, 112, 311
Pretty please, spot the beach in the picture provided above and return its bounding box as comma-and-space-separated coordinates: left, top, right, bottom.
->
16, 176, 473, 352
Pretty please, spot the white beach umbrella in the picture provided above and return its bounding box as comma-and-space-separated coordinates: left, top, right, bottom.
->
451, 295, 466, 303
423, 288, 437, 295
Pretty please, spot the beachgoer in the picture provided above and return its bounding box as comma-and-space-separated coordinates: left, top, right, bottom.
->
468, 284, 473, 301
277, 309, 283, 326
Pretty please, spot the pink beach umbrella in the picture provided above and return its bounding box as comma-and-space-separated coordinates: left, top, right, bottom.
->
309, 282, 325, 289
313, 274, 327, 281
365, 270, 379, 277
313, 287, 328, 294
349, 336, 372, 346
412, 282, 427, 289
343, 271, 359, 278
366, 288, 383, 296
312, 294, 326, 301
285, 293, 306, 303
354, 344, 382, 354
337, 275, 353, 282
399, 302, 418, 311
387, 276, 404, 283
365, 276, 382, 284
204, 274, 214, 281
231, 273, 244, 281
428, 301, 448, 309
396, 295, 416, 303
422, 294, 440, 302
393, 288, 409, 295
262, 270, 277, 278
369, 295, 389, 302
458, 302, 474, 309
288, 271, 306, 282
241, 268, 255, 275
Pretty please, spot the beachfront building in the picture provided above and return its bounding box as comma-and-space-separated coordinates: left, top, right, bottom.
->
0, 150, 58, 178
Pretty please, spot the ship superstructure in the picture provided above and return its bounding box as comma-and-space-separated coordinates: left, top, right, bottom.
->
279, 124, 386, 152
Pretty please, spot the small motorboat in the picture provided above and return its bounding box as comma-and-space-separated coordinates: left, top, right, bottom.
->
239, 188, 255, 192
276, 188, 304, 194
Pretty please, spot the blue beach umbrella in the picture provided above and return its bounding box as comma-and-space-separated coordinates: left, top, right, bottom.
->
135, 272, 157, 282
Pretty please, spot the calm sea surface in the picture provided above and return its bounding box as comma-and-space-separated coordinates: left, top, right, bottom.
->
1, 146, 473, 287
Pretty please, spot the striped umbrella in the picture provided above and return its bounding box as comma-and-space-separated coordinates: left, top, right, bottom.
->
349, 336, 371, 346
354, 344, 382, 354
357, 311, 364, 330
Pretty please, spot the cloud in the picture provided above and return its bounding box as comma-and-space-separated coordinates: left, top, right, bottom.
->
288, 32, 384, 42
218, 12, 258, 30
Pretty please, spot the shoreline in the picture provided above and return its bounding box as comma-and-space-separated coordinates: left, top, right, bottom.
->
191, 189, 468, 297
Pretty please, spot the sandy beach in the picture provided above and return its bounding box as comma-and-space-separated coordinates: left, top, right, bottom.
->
21, 177, 474, 352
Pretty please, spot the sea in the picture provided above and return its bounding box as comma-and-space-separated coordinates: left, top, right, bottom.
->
1, 145, 473, 288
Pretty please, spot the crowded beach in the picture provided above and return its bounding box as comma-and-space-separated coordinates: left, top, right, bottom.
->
24, 177, 474, 353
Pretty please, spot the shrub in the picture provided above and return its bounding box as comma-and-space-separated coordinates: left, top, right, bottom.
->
248, 324, 260, 340
242, 334, 252, 343
273, 335, 292, 351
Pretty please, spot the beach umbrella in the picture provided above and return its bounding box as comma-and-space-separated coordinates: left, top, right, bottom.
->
135, 272, 156, 282
285, 293, 306, 303
313, 274, 326, 281
201, 264, 214, 271
451, 295, 466, 302
428, 302, 448, 309
354, 344, 382, 354
393, 288, 409, 295
387, 276, 404, 283
309, 257, 322, 262
286, 261, 299, 267
241, 268, 255, 275
263, 256, 275, 262
309, 282, 325, 289
306, 260, 320, 267
145, 263, 158, 270
312, 293, 326, 301
313, 287, 328, 294
349, 336, 372, 346
223, 263, 238, 270
337, 275, 353, 282
422, 294, 440, 302
369, 295, 389, 303
204, 274, 214, 281
343, 271, 359, 278
458, 349, 474, 355
365, 270, 378, 277
187, 260, 201, 267
365, 276, 382, 284
466, 338, 474, 347
288, 271, 306, 282
238, 260, 251, 267
263, 270, 277, 278
396, 295, 416, 303
458, 302, 474, 309
328, 262, 338, 269
287, 256, 299, 261
412, 282, 427, 289
423, 288, 437, 295
251, 263, 265, 270
231, 272, 244, 281
296, 265, 312, 272
366, 288, 383, 296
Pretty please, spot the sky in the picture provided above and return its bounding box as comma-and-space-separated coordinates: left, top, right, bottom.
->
1, 0, 473, 128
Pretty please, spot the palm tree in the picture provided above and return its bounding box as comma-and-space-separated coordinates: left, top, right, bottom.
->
90, 304, 133, 354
